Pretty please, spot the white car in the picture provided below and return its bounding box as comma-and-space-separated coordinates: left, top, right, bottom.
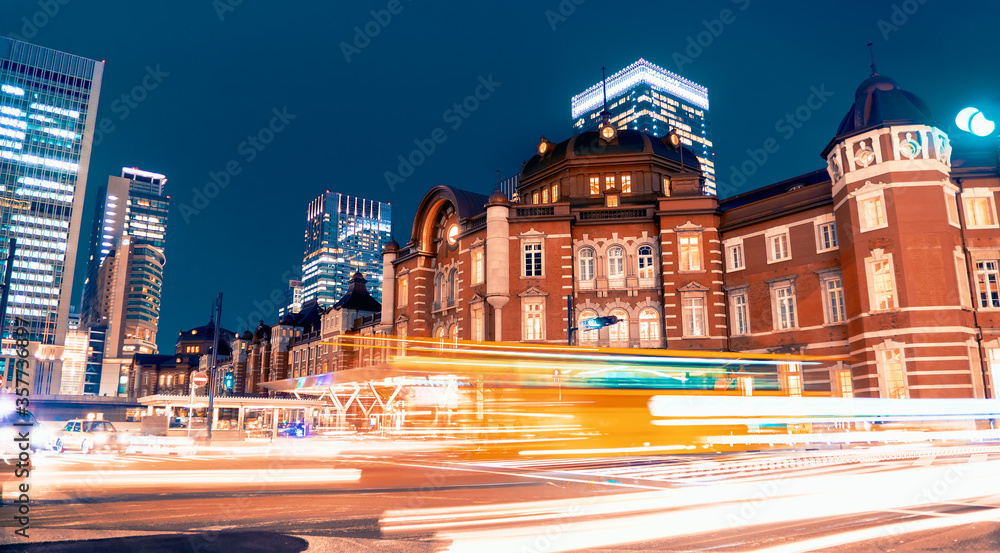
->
55, 419, 128, 454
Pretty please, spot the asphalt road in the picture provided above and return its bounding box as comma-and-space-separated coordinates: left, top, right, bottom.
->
2, 443, 1000, 552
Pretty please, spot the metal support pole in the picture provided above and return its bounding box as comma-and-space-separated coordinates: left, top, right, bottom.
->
0, 238, 17, 341
566, 294, 573, 346
207, 292, 222, 442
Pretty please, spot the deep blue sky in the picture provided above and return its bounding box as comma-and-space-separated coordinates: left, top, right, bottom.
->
3, 0, 999, 352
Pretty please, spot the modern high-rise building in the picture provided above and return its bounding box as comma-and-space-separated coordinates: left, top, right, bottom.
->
300, 192, 390, 307
0, 38, 104, 394
571, 58, 715, 194
78, 168, 168, 395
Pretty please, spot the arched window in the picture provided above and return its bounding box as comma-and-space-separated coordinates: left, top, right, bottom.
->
448, 269, 458, 306
578, 309, 599, 343
434, 273, 444, 306
435, 326, 446, 339
639, 308, 660, 342
609, 308, 629, 344
608, 246, 625, 282
578, 247, 595, 283
637, 245, 654, 280
449, 324, 459, 340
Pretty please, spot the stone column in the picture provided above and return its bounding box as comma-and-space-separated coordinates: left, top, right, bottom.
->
485, 191, 510, 342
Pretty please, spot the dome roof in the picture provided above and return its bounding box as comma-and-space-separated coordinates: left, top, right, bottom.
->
487, 188, 509, 206
240, 331, 253, 340
521, 129, 701, 179
383, 239, 399, 254
252, 320, 271, 343
822, 74, 936, 156
279, 314, 295, 325
332, 271, 382, 313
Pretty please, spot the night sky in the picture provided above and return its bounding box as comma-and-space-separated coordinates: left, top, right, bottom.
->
2, 0, 999, 353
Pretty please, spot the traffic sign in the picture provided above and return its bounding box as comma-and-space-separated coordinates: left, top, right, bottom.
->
192, 371, 208, 387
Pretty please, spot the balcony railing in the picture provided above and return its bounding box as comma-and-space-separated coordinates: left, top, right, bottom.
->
515, 206, 555, 217
578, 208, 648, 220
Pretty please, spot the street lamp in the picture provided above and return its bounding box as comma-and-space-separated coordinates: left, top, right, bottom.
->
957, 106, 996, 137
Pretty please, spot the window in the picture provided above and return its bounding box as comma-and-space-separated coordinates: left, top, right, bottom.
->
541, 187, 549, 204
589, 176, 600, 195
578, 309, 598, 343
605, 175, 616, 191
726, 242, 744, 271
435, 327, 446, 339
449, 324, 459, 340
773, 284, 797, 330
859, 194, 887, 231
523, 299, 544, 341
447, 269, 458, 306
682, 296, 706, 337
945, 191, 960, 227
879, 348, 906, 399
957, 254, 972, 309
731, 291, 749, 336
471, 306, 484, 342
964, 192, 997, 227
472, 250, 484, 284
663, 176, 671, 196
977, 261, 1000, 308
638, 308, 659, 342
779, 363, 802, 397
816, 221, 838, 252
621, 175, 632, 194
637, 245, 655, 280
823, 275, 846, 324
397, 276, 408, 307
609, 309, 629, 344
679, 235, 701, 271
607, 246, 625, 282
769, 232, 790, 262
870, 258, 896, 311
551, 184, 559, 202
605, 195, 619, 207
434, 273, 444, 306
835, 368, 853, 398
523, 242, 542, 277
578, 247, 595, 283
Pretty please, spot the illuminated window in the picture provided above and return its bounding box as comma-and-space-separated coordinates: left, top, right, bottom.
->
471, 306, 484, 342
965, 194, 997, 227
868, 257, 896, 311
621, 175, 632, 194
879, 348, 906, 399
541, 187, 549, 204
859, 193, 887, 231
472, 249, 484, 284
578, 247, 595, 283
638, 308, 659, 342
607, 246, 625, 283
637, 245, 655, 280
730, 291, 749, 336
589, 176, 600, 195
605, 175, 615, 191
779, 363, 802, 397
609, 309, 629, 344
679, 235, 701, 271
435, 327, 446, 339
682, 296, 706, 337
551, 184, 559, 201
523, 242, 542, 277
532, 191, 539, 204
835, 368, 854, 398
449, 324, 458, 340
397, 276, 408, 307
577, 309, 599, 343
977, 261, 1000, 308
663, 176, 671, 196
945, 190, 960, 226
523, 299, 544, 341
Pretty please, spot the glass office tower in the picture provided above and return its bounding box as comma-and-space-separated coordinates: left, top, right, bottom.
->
0, 38, 103, 394
571, 58, 715, 195
301, 192, 390, 307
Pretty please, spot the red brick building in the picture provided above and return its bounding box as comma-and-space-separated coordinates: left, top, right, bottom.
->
379, 73, 1000, 400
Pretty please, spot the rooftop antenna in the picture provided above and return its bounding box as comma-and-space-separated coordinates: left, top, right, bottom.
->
600, 66, 611, 128
867, 42, 878, 76
496, 169, 501, 191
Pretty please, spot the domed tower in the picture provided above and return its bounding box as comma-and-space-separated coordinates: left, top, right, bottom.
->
821, 74, 983, 398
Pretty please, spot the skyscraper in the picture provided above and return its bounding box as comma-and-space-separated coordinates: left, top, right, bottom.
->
0, 38, 104, 394
300, 192, 390, 307
571, 58, 716, 194
79, 168, 168, 395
